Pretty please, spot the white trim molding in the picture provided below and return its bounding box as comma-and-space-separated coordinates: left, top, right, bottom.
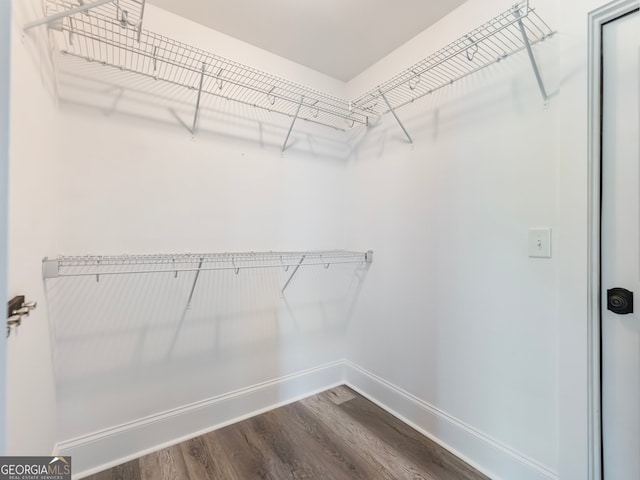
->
587, 2, 640, 479
60, 361, 345, 478
61, 360, 560, 480
343, 361, 558, 480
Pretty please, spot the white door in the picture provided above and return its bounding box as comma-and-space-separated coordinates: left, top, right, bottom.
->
601, 8, 640, 480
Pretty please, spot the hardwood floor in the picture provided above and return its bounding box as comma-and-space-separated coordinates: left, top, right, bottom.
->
84, 386, 489, 480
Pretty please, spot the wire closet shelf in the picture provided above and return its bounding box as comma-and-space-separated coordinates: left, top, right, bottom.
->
352, 1, 554, 117
45, 0, 366, 132
42, 251, 373, 280
38, 0, 554, 137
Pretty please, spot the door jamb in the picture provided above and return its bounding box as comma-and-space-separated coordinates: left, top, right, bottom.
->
0, 0, 11, 456
587, 1, 640, 479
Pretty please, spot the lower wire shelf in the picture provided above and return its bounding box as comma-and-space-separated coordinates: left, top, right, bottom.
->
42, 250, 372, 278
42, 250, 373, 296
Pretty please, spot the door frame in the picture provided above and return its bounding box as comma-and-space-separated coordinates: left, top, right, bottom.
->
587, 1, 640, 479
0, 0, 11, 456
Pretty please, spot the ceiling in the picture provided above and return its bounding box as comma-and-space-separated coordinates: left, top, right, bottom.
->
147, 0, 468, 82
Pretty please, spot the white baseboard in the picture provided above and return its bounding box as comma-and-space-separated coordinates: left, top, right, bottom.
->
343, 360, 559, 480
60, 360, 345, 479
59, 359, 558, 480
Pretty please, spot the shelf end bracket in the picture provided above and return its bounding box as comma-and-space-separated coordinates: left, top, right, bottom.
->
380, 91, 413, 144
24, 0, 117, 31
514, 7, 549, 106
42, 258, 60, 280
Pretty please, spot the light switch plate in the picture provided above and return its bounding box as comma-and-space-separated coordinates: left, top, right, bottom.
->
528, 228, 552, 258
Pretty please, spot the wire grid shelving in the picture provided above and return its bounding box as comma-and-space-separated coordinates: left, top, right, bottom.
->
38, 0, 554, 141
352, 1, 554, 117
46, 0, 366, 132
42, 251, 373, 279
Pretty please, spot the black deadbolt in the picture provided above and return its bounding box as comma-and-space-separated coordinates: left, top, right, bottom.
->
607, 288, 634, 315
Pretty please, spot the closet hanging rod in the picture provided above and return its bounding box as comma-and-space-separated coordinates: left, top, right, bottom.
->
42, 251, 373, 279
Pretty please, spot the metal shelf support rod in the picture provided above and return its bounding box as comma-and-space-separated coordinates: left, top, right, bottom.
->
185, 258, 204, 310
281, 255, 306, 295
136, 0, 147, 42
192, 62, 206, 135
24, 0, 116, 31
282, 96, 304, 152
514, 6, 549, 105
381, 91, 413, 144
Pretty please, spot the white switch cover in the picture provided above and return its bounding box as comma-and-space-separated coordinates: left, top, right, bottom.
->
528, 228, 552, 258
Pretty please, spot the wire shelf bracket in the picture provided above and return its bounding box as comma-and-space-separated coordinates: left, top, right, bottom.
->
381, 90, 413, 145
184, 257, 204, 310
282, 96, 304, 152
281, 255, 306, 296
514, 5, 549, 106
192, 63, 206, 136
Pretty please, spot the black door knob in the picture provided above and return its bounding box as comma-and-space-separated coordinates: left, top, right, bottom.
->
607, 288, 634, 315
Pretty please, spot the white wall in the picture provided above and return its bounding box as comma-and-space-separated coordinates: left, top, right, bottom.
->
47, 4, 358, 450
49, 104, 358, 441
5, 0, 59, 456
5, 0, 614, 478
344, 0, 560, 476
344, 0, 615, 478
0, 0, 11, 455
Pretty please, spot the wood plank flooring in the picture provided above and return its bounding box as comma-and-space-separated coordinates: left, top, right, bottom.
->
84, 386, 489, 480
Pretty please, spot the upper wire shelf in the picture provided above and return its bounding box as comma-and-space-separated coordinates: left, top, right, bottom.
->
35, 0, 554, 145
46, 0, 366, 132
352, 1, 554, 117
